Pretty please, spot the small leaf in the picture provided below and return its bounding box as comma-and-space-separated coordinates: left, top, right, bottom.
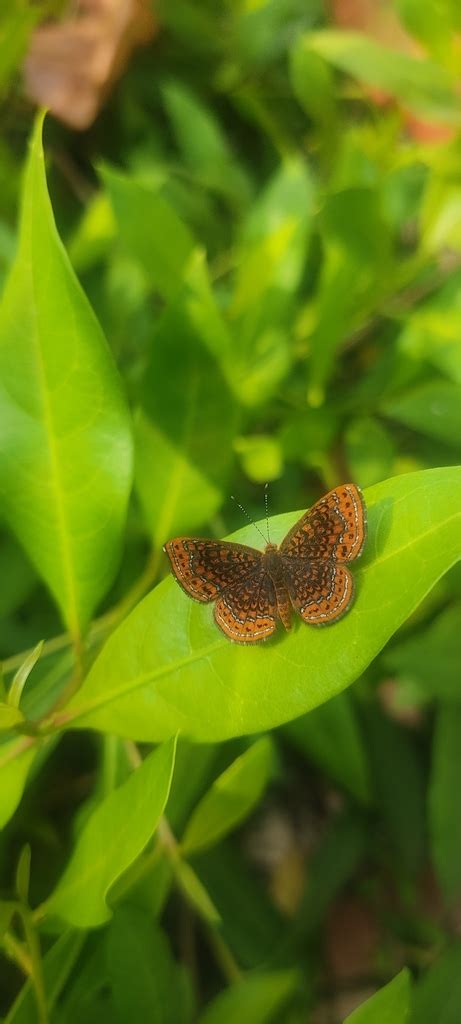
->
0, 738, 37, 829
344, 968, 411, 1022
0, 114, 133, 638
174, 859, 220, 924
382, 379, 461, 449
4, 930, 86, 1024
45, 737, 176, 927
198, 970, 299, 1024
102, 165, 195, 300
182, 738, 273, 855
0, 704, 25, 731
284, 693, 372, 805
306, 30, 460, 123
385, 603, 461, 701
15, 844, 31, 904
410, 944, 461, 1024
8, 640, 43, 709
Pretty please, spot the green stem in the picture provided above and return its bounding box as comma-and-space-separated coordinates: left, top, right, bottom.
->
19, 907, 48, 1024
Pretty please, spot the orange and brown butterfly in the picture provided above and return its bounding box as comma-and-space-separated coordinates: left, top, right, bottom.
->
163, 483, 367, 644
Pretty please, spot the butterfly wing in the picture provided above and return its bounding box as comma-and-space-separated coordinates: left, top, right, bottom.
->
282, 557, 354, 625
164, 538, 263, 603
280, 483, 366, 563
214, 571, 278, 643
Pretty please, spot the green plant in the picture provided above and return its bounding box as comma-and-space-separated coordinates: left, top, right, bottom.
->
1, 1, 461, 1020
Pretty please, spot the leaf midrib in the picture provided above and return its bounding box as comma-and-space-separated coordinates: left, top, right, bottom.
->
28, 151, 80, 640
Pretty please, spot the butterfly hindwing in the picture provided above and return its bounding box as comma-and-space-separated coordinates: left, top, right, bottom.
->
280, 483, 366, 563
214, 572, 278, 643
283, 557, 354, 625
164, 538, 263, 603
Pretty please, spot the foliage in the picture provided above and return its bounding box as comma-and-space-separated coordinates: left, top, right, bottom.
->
0, 0, 461, 1020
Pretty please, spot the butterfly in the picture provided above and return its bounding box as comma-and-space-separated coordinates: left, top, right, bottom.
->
164, 483, 366, 644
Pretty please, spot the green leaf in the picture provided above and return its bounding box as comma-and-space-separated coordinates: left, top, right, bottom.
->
0, 737, 37, 829
284, 692, 372, 804
102, 165, 196, 300
106, 906, 188, 1024
307, 188, 392, 405
410, 944, 461, 1024
8, 640, 43, 709
0, 899, 16, 942
198, 970, 299, 1024
44, 737, 176, 927
134, 299, 238, 547
229, 160, 314, 406
232, 159, 313, 317
296, 812, 367, 938
385, 604, 461, 701
182, 738, 273, 855
57, 468, 461, 742
345, 417, 395, 488
0, 115, 133, 638
193, 840, 283, 967
363, 706, 426, 875
396, 271, 461, 384
162, 81, 250, 205
290, 38, 337, 129
306, 30, 460, 123
234, 435, 283, 484
382, 379, 461, 449
429, 706, 461, 903
344, 968, 411, 1023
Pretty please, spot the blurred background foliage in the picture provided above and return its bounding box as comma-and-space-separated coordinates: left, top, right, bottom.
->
1, 0, 461, 1021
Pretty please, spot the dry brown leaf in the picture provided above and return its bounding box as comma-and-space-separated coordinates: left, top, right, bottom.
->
23, 0, 157, 129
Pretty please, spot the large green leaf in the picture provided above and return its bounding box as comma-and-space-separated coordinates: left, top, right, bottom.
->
53, 468, 461, 742
344, 969, 411, 1023
44, 737, 176, 927
0, 116, 133, 639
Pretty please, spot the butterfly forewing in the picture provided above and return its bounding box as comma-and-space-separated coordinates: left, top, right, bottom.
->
164, 538, 263, 603
280, 483, 366, 563
214, 572, 278, 642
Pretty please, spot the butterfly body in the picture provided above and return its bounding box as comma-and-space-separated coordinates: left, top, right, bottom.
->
164, 483, 366, 644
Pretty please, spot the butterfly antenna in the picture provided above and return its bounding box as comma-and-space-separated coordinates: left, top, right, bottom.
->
264, 482, 271, 544
230, 495, 268, 545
